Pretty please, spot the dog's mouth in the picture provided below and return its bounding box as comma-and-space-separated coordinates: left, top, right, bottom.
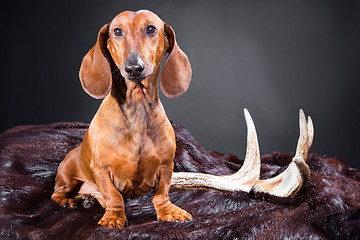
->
127, 76, 147, 82
126, 75, 149, 91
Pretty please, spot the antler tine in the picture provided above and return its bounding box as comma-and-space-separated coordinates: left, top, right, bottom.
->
231, 109, 260, 181
295, 109, 310, 160
252, 110, 312, 197
307, 116, 314, 150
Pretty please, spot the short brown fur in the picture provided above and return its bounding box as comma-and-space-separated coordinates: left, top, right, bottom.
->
51, 10, 192, 228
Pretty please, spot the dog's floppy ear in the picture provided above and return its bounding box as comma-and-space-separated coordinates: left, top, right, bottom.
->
160, 23, 192, 98
79, 24, 111, 99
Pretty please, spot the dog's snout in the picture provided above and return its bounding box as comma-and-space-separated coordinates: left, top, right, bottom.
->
125, 55, 145, 80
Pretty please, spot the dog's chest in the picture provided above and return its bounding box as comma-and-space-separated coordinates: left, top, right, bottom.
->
109, 126, 175, 198
90, 98, 175, 198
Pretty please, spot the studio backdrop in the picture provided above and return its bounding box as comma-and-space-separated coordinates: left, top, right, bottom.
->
2, 0, 360, 168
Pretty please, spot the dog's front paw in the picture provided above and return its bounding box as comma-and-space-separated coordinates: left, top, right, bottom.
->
98, 209, 128, 228
156, 203, 192, 222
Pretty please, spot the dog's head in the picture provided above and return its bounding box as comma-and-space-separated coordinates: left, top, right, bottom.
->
79, 10, 191, 100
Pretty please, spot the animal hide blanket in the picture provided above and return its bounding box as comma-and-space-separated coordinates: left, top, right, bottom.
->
0, 122, 359, 240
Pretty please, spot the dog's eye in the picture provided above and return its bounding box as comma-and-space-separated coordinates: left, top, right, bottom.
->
114, 28, 123, 37
146, 25, 156, 35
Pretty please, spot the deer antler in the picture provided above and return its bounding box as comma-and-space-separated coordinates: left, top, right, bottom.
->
171, 109, 314, 198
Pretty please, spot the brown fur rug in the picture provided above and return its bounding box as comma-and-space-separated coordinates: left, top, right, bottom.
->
0, 122, 359, 240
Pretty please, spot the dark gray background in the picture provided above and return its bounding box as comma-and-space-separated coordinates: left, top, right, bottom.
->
2, 0, 360, 168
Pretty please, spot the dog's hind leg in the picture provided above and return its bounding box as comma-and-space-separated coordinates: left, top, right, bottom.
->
51, 146, 84, 208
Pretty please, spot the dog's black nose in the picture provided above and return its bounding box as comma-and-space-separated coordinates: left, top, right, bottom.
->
125, 58, 145, 79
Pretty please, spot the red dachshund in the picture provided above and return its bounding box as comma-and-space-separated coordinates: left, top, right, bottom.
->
51, 10, 192, 228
